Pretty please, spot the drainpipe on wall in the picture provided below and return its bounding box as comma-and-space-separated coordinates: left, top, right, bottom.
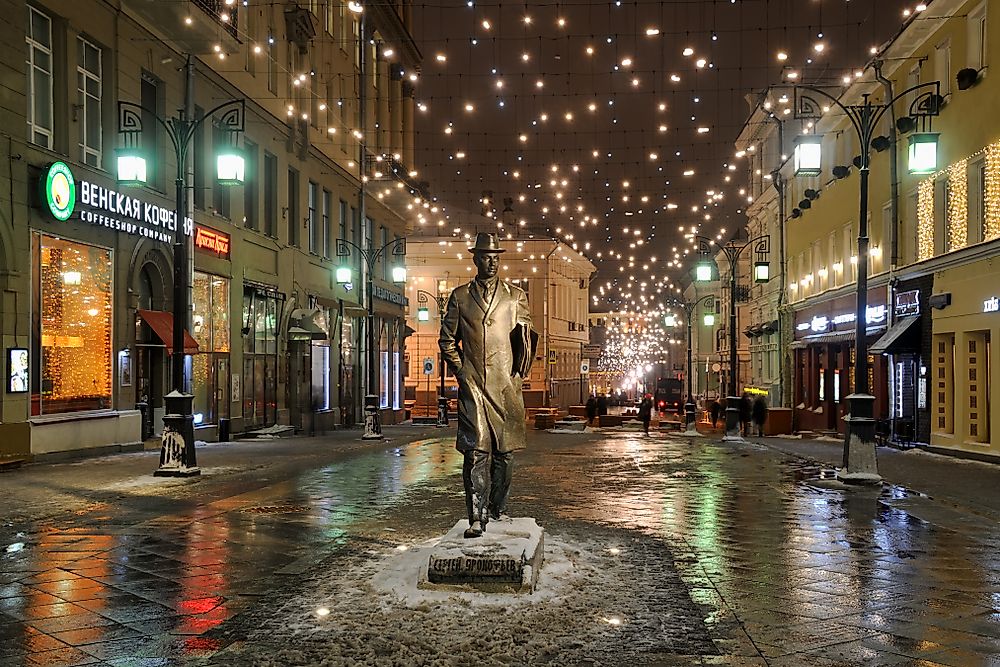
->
543, 241, 559, 406
875, 60, 900, 439
768, 114, 789, 409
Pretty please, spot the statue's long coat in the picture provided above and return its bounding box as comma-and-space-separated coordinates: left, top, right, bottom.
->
439, 280, 532, 453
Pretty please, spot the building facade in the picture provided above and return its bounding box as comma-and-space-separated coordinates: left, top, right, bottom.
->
735, 103, 790, 408
2, 0, 422, 458
769, 0, 1000, 456
404, 236, 595, 413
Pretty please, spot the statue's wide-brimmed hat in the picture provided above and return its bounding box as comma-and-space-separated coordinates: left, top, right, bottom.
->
468, 232, 506, 253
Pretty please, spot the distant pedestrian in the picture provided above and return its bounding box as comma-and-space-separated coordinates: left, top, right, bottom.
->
751, 397, 769, 437
638, 395, 653, 435
585, 395, 598, 425
597, 394, 609, 416
739, 393, 753, 436
709, 400, 721, 428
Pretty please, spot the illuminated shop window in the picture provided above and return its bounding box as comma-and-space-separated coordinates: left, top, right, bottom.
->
32, 234, 113, 415
192, 272, 230, 425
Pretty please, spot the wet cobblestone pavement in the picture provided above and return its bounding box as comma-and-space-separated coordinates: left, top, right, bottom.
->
1, 427, 999, 666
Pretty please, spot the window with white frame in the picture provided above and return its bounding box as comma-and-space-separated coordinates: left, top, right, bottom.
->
827, 232, 837, 289
844, 225, 856, 283
26, 6, 53, 149
325, 0, 335, 36
77, 37, 102, 167
969, 3, 988, 71
936, 39, 952, 96
267, 28, 276, 94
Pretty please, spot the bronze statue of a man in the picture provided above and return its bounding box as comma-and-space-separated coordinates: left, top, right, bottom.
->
439, 233, 535, 538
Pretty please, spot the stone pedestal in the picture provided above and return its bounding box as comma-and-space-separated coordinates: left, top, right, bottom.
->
420, 518, 544, 593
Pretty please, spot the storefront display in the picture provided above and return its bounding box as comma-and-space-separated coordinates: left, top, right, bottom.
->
242, 284, 283, 429
31, 234, 113, 415
310, 307, 332, 413
791, 287, 889, 433
192, 272, 230, 426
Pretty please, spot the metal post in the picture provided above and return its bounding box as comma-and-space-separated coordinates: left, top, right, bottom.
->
791, 82, 942, 483
841, 162, 880, 482
723, 249, 742, 441
774, 170, 788, 409
358, 6, 381, 440
436, 296, 448, 426
683, 306, 699, 436
157, 55, 198, 477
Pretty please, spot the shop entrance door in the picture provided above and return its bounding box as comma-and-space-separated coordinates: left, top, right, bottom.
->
136, 345, 165, 436
135, 266, 167, 437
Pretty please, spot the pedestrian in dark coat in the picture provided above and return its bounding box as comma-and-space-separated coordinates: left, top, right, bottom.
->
597, 394, 609, 416
751, 397, 768, 437
739, 393, 753, 436
585, 395, 598, 425
709, 400, 721, 428
638, 395, 653, 435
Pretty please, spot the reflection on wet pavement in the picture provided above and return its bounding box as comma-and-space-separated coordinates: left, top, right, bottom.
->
1, 431, 999, 665
521, 432, 1000, 666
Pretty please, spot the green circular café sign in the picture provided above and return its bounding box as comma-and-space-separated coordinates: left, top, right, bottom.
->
42, 161, 76, 221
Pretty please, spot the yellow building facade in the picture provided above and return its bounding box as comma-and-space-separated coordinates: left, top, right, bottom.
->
776, 0, 1000, 459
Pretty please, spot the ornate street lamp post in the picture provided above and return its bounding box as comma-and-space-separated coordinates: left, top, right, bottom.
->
665, 293, 719, 435
792, 79, 941, 483
116, 57, 245, 476
335, 237, 407, 439
416, 288, 449, 426
694, 235, 771, 442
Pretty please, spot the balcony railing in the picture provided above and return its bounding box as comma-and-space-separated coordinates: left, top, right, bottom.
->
192, 0, 239, 39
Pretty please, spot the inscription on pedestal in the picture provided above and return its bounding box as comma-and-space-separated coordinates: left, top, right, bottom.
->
428, 555, 523, 584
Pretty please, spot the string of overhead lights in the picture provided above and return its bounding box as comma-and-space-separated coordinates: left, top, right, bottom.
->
176, 0, 921, 311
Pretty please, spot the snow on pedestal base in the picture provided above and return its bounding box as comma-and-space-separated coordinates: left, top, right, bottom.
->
419, 518, 544, 594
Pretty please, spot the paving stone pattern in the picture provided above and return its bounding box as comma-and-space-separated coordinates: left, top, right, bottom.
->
0, 428, 998, 665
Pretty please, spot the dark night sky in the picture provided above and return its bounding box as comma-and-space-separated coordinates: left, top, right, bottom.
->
410, 0, 914, 308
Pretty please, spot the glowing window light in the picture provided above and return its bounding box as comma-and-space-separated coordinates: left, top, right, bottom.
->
947, 159, 968, 252
917, 178, 935, 261
985, 142, 1000, 239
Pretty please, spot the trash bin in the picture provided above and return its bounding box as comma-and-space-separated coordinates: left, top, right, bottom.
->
218, 417, 231, 442
136, 402, 152, 441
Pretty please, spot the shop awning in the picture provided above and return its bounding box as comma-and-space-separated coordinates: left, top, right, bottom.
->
138, 310, 200, 354
342, 303, 368, 318
790, 325, 887, 349
288, 308, 329, 341
870, 316, 921, 354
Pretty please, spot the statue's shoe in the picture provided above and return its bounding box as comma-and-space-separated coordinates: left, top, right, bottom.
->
490, 513, 512, 522
463, 521, 483, 538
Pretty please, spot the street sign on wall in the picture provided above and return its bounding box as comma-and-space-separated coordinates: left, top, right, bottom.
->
582, 344, 601, 357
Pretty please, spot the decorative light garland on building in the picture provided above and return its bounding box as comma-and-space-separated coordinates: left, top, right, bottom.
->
947, 159, 968, 252
985, 142, 1000, 240
916, 178, 935, 262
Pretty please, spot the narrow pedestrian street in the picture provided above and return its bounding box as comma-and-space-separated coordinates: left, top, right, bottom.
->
2, 427, 999, 666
